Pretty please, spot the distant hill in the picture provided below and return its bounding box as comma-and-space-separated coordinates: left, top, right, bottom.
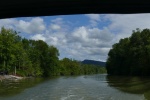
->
81, 59, 106, 67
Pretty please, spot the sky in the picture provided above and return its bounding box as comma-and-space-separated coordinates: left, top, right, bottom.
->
1, 14, 150, 62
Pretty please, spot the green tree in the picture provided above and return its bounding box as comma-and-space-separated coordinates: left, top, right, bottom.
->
44, 46, 60, 76
106, 28, 150, 76
0, 27, 20, 72
0, 27, 106, 77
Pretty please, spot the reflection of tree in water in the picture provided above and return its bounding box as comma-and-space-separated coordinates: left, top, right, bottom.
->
0, 78, 48, 97
106, 75, 150, 100
84, 74, 107, 82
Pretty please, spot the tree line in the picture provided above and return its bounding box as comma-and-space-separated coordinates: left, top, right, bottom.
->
106, 28, 150, 76
0, 27, 106, 77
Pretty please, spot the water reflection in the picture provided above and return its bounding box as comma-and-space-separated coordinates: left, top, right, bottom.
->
0, 75, 149, 100
107, 75, 150, 100
84, 74, 107, 81
0, 78, 49, 97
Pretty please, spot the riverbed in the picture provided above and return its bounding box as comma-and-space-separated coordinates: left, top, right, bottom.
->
0, 74, 149, 100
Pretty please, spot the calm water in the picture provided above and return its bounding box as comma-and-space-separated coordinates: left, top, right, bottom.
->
0, 74, 150, 100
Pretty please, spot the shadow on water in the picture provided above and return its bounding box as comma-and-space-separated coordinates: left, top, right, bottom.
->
107, 75, 150, 100
0, 77, 57, 97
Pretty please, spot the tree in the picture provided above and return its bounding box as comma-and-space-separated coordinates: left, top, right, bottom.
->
0, 27, 106, 77
43, 45, 60, 76
0, 27, 20, 72
106, 28, 150, 76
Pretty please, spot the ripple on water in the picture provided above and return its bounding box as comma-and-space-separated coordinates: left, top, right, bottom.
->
0, 74, 146, 100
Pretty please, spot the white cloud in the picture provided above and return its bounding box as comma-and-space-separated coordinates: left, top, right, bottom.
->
63, 26, 113, 61
88, 27, 114, 42
85, 14, 101, 26
50, 24, 61, 30
62, 14, 150, 61
46, 36, 58, 46
68, 26, 113, 47
3, 14, 150, 62
85, 14, 100, 21
0, 18, 46, 34
105, 14, 150, 42
16, 17, 45, 34
31, 34, 46, 41
71, 26, 88, 42
32, 25, 112, 61
49, 17, 70, 32
0, 19, 16, 25
0, 19, 17, 30
44, 30, 67, 46
51, 18, 63, 25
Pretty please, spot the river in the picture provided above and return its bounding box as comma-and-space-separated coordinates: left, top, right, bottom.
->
0, 74, 150, 100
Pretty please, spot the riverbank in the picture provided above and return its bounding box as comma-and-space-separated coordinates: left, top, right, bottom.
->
0, 75, 23, 81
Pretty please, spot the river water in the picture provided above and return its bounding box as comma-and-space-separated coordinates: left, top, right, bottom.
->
0, 74, 150, 100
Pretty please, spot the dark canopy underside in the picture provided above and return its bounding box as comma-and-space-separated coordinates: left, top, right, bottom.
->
0, 0, 150, 19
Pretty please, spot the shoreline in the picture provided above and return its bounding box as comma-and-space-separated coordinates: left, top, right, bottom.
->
0, 75, 23, 81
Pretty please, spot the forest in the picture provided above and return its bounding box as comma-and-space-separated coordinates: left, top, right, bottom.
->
106, 28, 150, 76
0, 27, 106, 77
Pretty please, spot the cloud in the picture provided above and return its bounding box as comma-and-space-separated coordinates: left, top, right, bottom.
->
64, 26, 113, 61
88, 27, 114, 42
3, 14, 150, 62
68, 26, 113, 47
49, 17, 70, 32
50, 24, 61, 30
51, 18, 63, 24
0, 18, 17, 29
35, 14, 150, 61
30, 25, 112, 61
46, 35, 58, 46
85, 14, 101, 26
85, 14, 100, 21
31, 34, 46, 41
105, 14, 150, 42
70, 26, 88, 42
0, 17, 46, 34
16, 17, 45, 34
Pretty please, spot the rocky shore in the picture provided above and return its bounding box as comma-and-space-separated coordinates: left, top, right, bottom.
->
0, 75, 23, 81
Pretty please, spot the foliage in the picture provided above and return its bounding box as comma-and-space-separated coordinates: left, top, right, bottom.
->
59, 58, 106, 76
0, 27, 106, 77
106, 28, 150, 76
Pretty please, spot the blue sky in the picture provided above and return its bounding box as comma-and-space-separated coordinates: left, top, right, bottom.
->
1, 14, 150, 61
